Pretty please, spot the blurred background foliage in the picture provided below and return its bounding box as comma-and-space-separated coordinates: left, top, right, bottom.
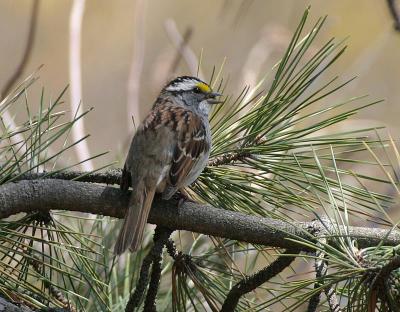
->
1, 0, 399, 168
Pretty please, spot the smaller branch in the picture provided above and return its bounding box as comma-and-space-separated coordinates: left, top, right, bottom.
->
0, 297, 33, 312
307, 262, 324, 311
375, 255, 400, 279
370, 255, 400, 309
124, 250, 153, 311
307, 235, 327, 312
29, 256, 77, 312
232, 0, 253, 26
325, 286, 342, 312
166, 239, 177, 259
387, 0, 400, 32
220, 248, 299, 312
125, 227, 173, 312
143, 227, 173, 312
208, 151, 251, 167
164, 19, 204, 79
208, 137, 268, 167
168, 27, 193, 77
307, 221, 342, 312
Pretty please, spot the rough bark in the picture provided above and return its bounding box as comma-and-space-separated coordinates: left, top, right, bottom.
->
1, 179, 399, 250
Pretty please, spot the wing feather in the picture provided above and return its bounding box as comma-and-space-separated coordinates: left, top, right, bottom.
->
169, 112, 209, 187
141, 100, 210, 188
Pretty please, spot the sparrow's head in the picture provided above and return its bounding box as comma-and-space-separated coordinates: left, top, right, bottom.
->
162, 76, 222, 114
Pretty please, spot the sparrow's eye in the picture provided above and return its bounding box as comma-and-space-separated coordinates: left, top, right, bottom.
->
193, 87, 202, 94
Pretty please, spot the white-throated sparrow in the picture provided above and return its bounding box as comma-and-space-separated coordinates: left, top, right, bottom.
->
114, 76, 222, 254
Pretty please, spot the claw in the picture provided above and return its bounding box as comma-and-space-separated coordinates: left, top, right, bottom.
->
175, 189, 195, 208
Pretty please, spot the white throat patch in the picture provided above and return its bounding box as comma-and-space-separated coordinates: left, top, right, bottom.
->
198, 100, 211, 115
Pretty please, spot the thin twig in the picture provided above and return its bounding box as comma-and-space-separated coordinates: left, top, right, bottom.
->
168, 27, 193, 78
124, 249, 153, 311
208, 151, 251, 167
125, 226, 173, 312
166, 239, 177, 259
29, 256, 77, 312
325, 286, 342, 312
143, 227, 173, 312
307, 235, 327, 312
69, 0, 93, 171
307, 262, 324, 311
143, 259, 162, 312
387, 0, 400, 31
220, 248, 299, 311
374, 255, 400, 283
240, 25, 289, 104
369, 255, 400, 310
0, 0, 40, 166
1, 0, 40, 99
307, 221, 342, 312
232, 0, 254, 27
164, 19, 204, 79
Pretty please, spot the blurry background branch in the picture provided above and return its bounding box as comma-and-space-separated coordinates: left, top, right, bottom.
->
387, 0, 400, 31
167, 25, 193, 79
1, 177, 400, 250
0, 0, 39, 167
0, 0, 39, 99
164, 19, 203, 79
126, 0, 146, 130
69, 0, 93, 171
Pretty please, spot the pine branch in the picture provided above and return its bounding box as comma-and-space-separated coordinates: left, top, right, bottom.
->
10, 169, 122, 185
307, 236, 327, 312
124, 248, 153, 311
307, 219, 342, 312
325, 286, 342, 312
143, 227, 173, 312
375, 255, 400, 282
29, 256, 77, 312
1, 179, 400, 250
0, 297, 34, 312
220, 249, 299, 312
125, 227, 173, 312
307, 258, 324, 311
369, 255, 400, 311
208, 150, 252, 167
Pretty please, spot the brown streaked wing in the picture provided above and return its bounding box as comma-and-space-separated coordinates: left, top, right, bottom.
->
169, 111, 209, 187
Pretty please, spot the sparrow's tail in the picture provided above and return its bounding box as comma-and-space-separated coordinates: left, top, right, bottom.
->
114, 181, 156, 255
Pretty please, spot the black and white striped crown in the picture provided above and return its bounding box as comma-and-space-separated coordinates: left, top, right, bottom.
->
164, 76, 207, 92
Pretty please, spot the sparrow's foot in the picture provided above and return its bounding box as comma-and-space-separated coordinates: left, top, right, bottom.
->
173, 189, 195, 208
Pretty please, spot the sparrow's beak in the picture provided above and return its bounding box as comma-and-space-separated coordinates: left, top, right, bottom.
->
207, 92, 223, 104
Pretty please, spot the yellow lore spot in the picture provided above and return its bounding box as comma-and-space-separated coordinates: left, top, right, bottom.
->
196, 82, 211, 93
